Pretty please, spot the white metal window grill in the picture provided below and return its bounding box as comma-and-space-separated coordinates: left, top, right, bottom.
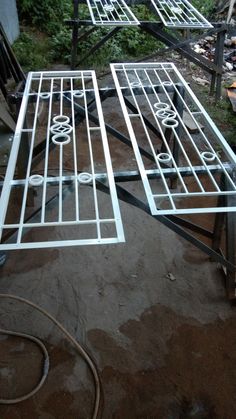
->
111, 62, 236, 215
0, 70, 125, 250
86, 0, 139, 26
150, 0, 213, 28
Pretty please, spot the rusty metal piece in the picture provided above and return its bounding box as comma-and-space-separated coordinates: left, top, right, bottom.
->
227, 82, 236, 112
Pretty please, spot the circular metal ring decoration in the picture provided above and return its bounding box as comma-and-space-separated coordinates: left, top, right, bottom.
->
52, 133, 71, 146
73, 90, 84, 98
154, 102, 170, 110
201, 151, 216, 162
131, 82, 141, 87
29, 174, 44, 186
40, 93, 50, 99
53, 115, 70, 124
171, 7, 183, 14
104, 5, 114, 11
78, 172, 93, 184
162, 81, 173, 86
156, 109, 177, 120
156, 153, 172, 163
162, 117, 179, 128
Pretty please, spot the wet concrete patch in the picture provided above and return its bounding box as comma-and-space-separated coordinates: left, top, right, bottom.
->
0, 338, 93, 419
88, 304, 236, 419
1, 248, 59, 275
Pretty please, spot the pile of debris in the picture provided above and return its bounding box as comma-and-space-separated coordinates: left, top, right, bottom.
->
191, 35, 236, 72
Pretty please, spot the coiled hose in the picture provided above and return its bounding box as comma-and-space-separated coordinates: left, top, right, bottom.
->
0, 294, 101, 419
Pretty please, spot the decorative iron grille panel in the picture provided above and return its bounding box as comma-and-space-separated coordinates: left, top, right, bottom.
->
111, 62, 236, 215
86, 0, 139, 26
150, 0, 213, 28
0, 70, 125, 249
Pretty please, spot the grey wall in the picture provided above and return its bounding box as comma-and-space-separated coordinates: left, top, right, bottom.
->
0, 0, 19, 44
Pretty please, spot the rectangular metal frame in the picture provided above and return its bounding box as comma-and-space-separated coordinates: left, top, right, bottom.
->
86, 0, 139, 26
0, 70, 125, 249
111, 62, 236, 215
150, 0, 213, 28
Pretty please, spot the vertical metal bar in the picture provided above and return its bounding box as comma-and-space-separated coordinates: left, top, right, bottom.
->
227, 0, 235, 23
71, 0, 79, 70
41, 78, 54, 223
226, 170, 236, 299
0, 23, 25, 82
212, 210, 225, 253
170, 83, 185, 188
59, 144, 63, 222
210, 72, 216, 97
16, 98, 34, 208
16, 74, 43, 244
16, 100, 29, 181
81, 72, 101, 240
0, 72, 32, 242
212, 174, 226, 252
215, 29, 226, 101
70, 78, 80, 221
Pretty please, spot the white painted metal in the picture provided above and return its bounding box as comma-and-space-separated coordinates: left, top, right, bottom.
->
111, 62, 236, 215
0, 70, 125, 249
227, 0, 235, 24
150, 0, 213, 28
86, 0, 139, 26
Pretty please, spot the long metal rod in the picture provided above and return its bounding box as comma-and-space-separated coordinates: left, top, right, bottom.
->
137, 24, 228, 62
77, 27, 122, 66
226, 171, 236, 299
140, 23, 220, 75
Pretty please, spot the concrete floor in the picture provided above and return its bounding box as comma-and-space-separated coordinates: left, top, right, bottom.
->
0, 190, 235, 418
0, 77, 236, 419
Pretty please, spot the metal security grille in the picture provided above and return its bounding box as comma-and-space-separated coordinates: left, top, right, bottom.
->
111, 62, 236, 215
0, 70, 125, 249
86, 0, 139, 26
150, 0, 213, 28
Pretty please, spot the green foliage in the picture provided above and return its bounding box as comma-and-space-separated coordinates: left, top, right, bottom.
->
191, 0, 215, 17
50, 4, 162, 67
50, 27, 72, 63
13, 31, 51, 71
210, 103, 236, 146
16, 0, 72, 34
200, 93, 236, 145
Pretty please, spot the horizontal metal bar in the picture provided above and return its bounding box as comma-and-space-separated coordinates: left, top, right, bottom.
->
8, 164, 234, 186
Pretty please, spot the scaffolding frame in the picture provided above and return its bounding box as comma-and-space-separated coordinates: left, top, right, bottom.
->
66, 0, 227, 100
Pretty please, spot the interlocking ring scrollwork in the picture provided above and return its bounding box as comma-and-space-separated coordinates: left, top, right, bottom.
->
104, 4, 114, 11
50, 115, 72, 145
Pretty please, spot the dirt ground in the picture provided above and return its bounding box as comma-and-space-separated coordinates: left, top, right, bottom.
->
0, 65, 236, 419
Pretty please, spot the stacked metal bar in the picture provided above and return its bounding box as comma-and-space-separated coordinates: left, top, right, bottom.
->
111, 62, 236, 215
0, 70, 124, 249
86, 0, 139, 26
150, 0, 213, 28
